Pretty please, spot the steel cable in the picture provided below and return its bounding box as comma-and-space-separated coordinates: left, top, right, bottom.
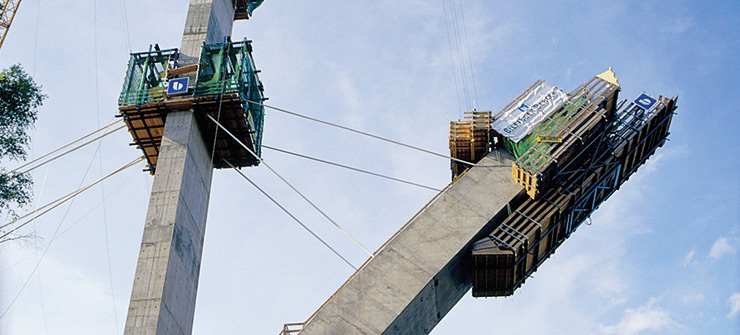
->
206, 114, 374, 258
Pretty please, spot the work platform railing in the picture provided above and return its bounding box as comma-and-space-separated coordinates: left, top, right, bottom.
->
117, 39, 266, 172
278, 323, 305, 335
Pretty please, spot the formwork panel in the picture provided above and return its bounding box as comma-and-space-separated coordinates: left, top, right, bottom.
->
472, 94, 677, 297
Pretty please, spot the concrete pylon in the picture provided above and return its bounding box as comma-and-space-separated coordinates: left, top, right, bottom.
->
123, 1, 235, 334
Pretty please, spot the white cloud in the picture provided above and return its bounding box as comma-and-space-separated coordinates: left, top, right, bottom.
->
729, 293, 740, 319
600, 299, 678, 335
682, 293, 705, 304
682, 249, 695, 267
709, 237, 735, 259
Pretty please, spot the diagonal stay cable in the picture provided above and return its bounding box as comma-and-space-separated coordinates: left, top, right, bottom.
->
0, 156, 144, 321
262, 145, 442, 192
11, 123, 126, 175
0, 157, 144, 239
222, 158, 357, 270
246, 99, 477, 166
206, 114, 373, 258
0, 163, 136, 274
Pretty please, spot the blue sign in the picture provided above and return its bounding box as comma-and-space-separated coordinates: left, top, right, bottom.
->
167, 77, 189, 95
634, 93, 657, 110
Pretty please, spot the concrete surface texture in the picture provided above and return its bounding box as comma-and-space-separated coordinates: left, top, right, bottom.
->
180, 0, 235, 66
123, 1, 234, 334
299, 151, 525, 335
123, 111, 215, 335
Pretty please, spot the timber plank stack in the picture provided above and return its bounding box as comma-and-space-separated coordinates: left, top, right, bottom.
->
119, 93, 258, 173
449, 111, 493, 178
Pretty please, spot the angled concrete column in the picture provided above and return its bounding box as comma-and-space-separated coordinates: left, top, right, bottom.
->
124, 1, 235, 334
299, 151, 525, 335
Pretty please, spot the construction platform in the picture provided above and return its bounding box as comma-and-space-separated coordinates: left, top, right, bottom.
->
471, 93, 677, 297
510, 71, 620, 199
117, 40, 266, 173
445, 69, 677, 297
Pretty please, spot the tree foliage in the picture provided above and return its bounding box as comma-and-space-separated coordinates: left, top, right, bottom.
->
0, 64, 45, 215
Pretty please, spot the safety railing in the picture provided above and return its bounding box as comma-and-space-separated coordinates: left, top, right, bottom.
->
118, 39, 266, 156
278, 322, 305, 335
118, 47, 178, 106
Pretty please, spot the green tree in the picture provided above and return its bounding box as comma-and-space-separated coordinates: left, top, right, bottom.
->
0, 64, 45, 216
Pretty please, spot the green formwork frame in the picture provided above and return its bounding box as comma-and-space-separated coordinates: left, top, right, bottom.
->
118, 47, 178, 106
502, 94, 588, 161
195, 40, 266, 156
118, 40, 266, 157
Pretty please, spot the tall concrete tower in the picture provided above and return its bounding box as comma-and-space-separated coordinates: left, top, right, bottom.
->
119, 1, 265, 334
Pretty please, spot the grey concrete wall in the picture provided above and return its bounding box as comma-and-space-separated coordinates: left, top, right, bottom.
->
299, 151, 525, 335
180, 0, 236, 66
124, 111, 214, 335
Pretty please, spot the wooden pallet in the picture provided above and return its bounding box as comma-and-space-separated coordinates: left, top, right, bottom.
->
119, 93, 261, 174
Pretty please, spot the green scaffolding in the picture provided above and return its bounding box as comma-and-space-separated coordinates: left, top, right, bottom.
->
118, 47, 178, 106
195, 40, 266, 155
118, 39, 266, 156
501, 94, 588, 161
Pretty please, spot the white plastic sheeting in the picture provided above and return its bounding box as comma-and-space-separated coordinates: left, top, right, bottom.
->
492, 81, 568, 143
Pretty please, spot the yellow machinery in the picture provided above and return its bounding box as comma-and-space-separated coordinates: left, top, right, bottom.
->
0, 0, 22, 50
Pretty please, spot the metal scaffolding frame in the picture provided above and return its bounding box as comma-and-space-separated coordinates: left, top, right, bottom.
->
472, 93, 677, 297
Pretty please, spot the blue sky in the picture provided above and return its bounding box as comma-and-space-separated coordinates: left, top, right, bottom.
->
0, 1, 738, 334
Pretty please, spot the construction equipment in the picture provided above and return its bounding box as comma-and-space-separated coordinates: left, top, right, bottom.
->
290, 69, 676, 334
117, 40, 266, 173
473, 93, 676, 296
234, 0, 264, 20
0, 0, 21, 50
509, 69, 621, 199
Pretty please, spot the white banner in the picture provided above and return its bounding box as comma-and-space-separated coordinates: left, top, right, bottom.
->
492, 81, 568, 143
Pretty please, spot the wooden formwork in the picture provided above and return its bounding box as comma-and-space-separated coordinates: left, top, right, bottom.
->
512, 75, 620, 199
472, 97, 677, 297
449, 111, 492, 178
119, 93, 260, 174
472, 162, 607, 296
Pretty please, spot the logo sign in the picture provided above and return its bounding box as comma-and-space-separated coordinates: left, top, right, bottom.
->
492, 81, 568, 143
634, 93, 657, 110
167, 77, 189, 95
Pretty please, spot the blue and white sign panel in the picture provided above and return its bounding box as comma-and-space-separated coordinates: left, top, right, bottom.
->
492, 81, 568, 143
634, 93, 657, 110
167, 77, 189, 95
